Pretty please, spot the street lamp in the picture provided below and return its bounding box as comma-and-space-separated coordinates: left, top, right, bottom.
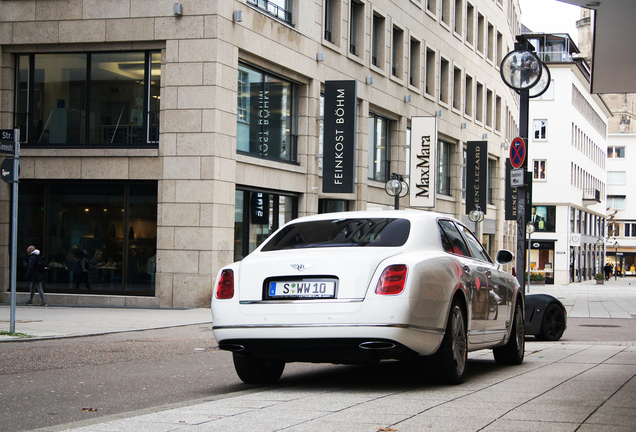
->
614, 241, 620, 280
500, 36, 550, 290
526, 223, 535, 293
597, 238, 604, 278
468, 205, 485, 236
384, 173, 409, 210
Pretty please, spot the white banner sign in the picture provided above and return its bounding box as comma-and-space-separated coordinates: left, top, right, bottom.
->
410, 116, 437, 208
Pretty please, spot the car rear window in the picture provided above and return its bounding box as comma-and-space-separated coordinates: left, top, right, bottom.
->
260, 218, 411, 251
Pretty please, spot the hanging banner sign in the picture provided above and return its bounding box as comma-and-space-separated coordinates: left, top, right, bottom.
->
249, 82, 283, 158
409, 116, 437, 208
323, 80, 357, 193
466, 141, 488, 215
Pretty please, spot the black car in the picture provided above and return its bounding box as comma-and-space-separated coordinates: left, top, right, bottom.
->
525, 294, 567, 341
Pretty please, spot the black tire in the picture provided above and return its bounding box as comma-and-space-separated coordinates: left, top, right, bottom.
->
232, 353, 285, 384
493, 301, 525, 365
433, 299, 468, 385
536, 303, 566, 341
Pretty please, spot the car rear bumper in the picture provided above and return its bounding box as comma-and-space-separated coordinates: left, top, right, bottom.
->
213, 323, 445, 362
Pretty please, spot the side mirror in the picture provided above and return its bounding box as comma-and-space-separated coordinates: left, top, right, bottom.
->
495, 249, 514, 265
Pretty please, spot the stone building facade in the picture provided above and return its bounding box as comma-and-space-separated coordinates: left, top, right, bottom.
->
0, 0, 521, 307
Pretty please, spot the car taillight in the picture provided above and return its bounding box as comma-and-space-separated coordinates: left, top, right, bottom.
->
375, 265, 408, 295
216, 269, 234, 299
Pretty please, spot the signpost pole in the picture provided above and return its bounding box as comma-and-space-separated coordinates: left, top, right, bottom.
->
9, 128, 19, 334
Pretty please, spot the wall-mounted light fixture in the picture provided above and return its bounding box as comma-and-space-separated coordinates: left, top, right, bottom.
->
501, 141, 509, 150
482, 133, 488, 139
436, 110, 442, 117
316, 52, 325, 61
366, 76, 374, 85
173, 3, 183, 15
233, 10, 243, 22
461, 123, 467, 129
404, 95, 412, 103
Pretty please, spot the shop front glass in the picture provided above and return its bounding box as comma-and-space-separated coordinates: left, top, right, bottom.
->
234, 189, 297, 261
17, 181, 157, 295
528, 241, 555, 284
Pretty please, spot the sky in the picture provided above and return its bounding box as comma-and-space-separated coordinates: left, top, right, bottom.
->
518, 0, 582, 45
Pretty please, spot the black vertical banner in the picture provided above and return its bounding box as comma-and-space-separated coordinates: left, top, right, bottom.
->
323, 80, 357, 193
505, 159, 518, 220
466, 141, 488, 215
249, 82, 283, 158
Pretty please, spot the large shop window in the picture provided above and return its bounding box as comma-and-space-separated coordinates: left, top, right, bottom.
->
237, 63, 298, 163
15, 51, 160, 148
437, 139, 452, 196
368, 113, 391, 182
530, 205, 556, 232
17, 181, 158, 295
234, 189, 298, 261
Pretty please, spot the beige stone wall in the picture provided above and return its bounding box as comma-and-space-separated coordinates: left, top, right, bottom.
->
0, 0, 521, 307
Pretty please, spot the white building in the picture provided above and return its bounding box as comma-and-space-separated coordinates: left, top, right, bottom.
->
525, 32, 610, 284
606, 133, 636, 275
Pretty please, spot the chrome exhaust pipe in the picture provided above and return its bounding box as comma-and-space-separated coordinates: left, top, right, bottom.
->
359, 341, 396, 350
221, 344, 246, 352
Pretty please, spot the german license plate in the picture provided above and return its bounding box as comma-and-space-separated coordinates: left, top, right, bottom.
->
268, 280, 336, 299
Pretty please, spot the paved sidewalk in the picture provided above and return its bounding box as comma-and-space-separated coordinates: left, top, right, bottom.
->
2, 278, 636, 432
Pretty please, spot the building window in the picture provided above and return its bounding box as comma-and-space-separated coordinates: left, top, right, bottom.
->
477, 13, 485, 54
496, 31, 503, 66
608, 171, 626, 185
608, 196, 626, 210
324, 0, 334, 42
534, 160, 546, 180
437, 139, 452, 195
372, 13, 385, 67
410, 38, 421, 87
18, 181, 157, 295
453, 66, 462, 111
440, 57, 450, 104
427, 0, 437, 14
625, 223, 636, 237
368, 113, 391, 182
608, 146, 626, 158
392, 26, 404, 78
461, 148, 467, 200
350, 0, 364, 56
319, 199, 350, 214
495, 95, 502, 132
236, 63, 298, 162
487, 158, 496, 205
234, 189, 298, 261
16, 52, 160, 147
441, 0, 451, 26
454, 0, 463, 35
247, 0, 292, 23
486, 89, 493, 127
487, 22, 494, 61
465, 75, 473, 117
425, 48, 436, 96
466, 2, 474, 45
534, 119, 547, 140
476, 82, 484, 122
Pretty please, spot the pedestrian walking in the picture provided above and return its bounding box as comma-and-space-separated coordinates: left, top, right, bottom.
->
24, 245, 47, 306
604, 262, 612, 281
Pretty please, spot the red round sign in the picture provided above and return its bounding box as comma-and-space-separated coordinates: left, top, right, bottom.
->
509, 137, 526, 169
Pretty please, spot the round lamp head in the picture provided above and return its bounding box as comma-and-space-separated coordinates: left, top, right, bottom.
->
526, 223, 536, 234
385, 178, 402, 196
500, 50, 542, 91
529, 61, 552, 98
468, 209, 484, 223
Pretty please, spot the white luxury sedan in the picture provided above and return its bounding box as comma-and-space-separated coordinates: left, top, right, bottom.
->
212, 210, 525, 385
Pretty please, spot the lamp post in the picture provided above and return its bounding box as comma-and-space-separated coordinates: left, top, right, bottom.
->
597, 237, 604, 278
500, 36, 549, 289
468, 205, 485, 238
526, 223, 535, 293
614, 241, 620, 280
384, 173, 409, 210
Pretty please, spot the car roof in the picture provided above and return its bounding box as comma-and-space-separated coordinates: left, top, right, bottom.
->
288, 209, 460, 225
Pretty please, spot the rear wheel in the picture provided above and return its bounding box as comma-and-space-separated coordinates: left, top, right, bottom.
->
232, 353, 285, 384
536, 303, 566, 341
493, 302, 525, 365
433, 299, 468, 385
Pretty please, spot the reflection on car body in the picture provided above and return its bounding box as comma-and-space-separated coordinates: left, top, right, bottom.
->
212, 210, 525, 385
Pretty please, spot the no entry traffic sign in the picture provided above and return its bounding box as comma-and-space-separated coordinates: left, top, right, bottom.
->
510, 137, 526, 169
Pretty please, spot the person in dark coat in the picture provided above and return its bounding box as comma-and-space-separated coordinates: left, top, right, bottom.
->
604, 262, 612, 281
24, 245, 47, 306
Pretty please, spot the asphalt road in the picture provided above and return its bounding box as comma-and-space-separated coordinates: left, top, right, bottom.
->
1, 318, 634, 432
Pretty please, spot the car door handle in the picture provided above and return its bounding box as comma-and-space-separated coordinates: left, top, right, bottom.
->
462, 265, 471, 274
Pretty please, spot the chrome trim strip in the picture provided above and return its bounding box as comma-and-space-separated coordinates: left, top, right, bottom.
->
213, 323, 445, 335
239, 298, 364, 305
